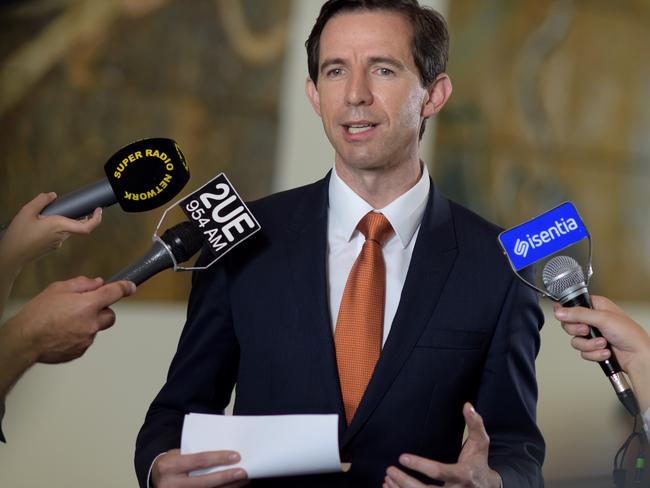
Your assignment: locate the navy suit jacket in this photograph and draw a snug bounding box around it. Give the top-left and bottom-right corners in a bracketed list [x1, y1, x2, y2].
[135, 174, 545, 487]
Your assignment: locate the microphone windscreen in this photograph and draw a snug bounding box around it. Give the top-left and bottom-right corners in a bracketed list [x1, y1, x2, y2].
[542, 255, 585, 297]
[105, 138, 190, 212]
[161, 221, 204, 264]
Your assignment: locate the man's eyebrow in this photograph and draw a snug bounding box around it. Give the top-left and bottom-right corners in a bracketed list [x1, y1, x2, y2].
[368, 56, 405, 70]
[320, 58, 346, 74]
[319, 56, 406, 74]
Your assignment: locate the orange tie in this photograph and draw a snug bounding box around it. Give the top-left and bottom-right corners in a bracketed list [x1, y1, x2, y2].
[335, 211, 394, 425]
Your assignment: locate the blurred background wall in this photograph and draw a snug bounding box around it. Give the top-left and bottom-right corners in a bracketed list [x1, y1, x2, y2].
[1, 0, 649, 487]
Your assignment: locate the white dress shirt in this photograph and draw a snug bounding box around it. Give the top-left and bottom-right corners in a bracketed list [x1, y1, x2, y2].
[327, 164, 430, 346]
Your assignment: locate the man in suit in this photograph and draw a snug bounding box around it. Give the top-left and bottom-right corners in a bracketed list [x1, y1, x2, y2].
[135, 1, 545, 487]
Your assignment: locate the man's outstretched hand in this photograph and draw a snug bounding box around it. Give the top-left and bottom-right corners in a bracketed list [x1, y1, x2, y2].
[384, 403, 501, 488]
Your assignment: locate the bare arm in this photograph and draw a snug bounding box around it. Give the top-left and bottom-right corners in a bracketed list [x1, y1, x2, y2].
[0, 277, 135, 403]
[0, 192, 102, 319]
[555, 295, 650, 414]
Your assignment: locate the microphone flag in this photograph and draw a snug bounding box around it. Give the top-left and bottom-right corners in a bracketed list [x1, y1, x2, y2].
[498, 202, 591, 297]
[499, 202, 589, 270]
[178, 173, 261, 262]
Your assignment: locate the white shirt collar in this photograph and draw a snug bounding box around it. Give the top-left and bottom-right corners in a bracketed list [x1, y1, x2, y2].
[328, 163, 430, 249]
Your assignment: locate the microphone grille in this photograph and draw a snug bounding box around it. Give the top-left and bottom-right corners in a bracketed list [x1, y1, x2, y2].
[161, 221, 204, 263]
[542, 255, 586, 297]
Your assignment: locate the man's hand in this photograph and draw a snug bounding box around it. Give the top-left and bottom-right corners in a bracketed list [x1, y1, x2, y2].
[384, 403, 501, 488]
[152, 449, 249, 488]
[0, 192, 102, 274]
[555, 295, 650, 374]
[0, 276, 135, 404]
[12, 276, 135, 364]
[555, 295, 650, 413]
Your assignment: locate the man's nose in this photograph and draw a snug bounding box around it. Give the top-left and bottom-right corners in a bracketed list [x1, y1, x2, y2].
[344, 72, 373, 106]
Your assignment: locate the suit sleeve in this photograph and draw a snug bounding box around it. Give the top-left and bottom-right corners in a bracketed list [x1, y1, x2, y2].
[477, 275, 545, 488]
[134, 249, 240, 487]
[0, 400, 6, 443]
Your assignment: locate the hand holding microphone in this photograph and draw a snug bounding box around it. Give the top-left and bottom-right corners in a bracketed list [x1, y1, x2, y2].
[554, 295, 650, 416]
[0, 192, 103, 321]
[0, 192, 101, 271]
[499, 202, 639, 416]
[541, 255, 639, 415]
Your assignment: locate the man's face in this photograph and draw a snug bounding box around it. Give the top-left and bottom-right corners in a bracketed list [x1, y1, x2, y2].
[307, 10, 436, 174]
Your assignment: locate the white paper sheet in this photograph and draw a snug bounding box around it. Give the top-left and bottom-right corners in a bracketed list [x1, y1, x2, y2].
[181, 413, 343, 479]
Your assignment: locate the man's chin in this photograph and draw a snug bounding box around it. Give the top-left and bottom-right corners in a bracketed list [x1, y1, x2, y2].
[336, 157, 388, 173]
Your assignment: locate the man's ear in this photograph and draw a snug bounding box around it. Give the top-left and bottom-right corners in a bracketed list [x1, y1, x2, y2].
[305, 77, 322, 117]
[422, 73, 453, 118]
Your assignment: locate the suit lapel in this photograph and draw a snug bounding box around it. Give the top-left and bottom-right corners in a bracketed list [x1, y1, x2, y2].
[285, 173, 347, 430]
[341, 184, 459, 447]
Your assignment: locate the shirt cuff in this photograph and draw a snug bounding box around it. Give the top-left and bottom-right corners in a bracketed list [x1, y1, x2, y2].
[0, 401, 6, 443]
[147, 452, 166, 488]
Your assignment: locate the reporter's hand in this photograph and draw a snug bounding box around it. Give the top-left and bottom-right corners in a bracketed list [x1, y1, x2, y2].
[152, 449, 249, 488]
[384, 403, 501, 488]
[555, 295, 650, 412]
[0, 192, 102, 274]
[11, 276, 135, 363]
[554, 295, 650, 375]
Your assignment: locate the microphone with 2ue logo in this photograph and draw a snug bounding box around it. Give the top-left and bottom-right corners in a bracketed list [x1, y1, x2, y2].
[109, 173, 261, 286]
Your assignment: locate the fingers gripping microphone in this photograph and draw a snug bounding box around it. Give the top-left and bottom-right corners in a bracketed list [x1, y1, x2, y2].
[109, 221, 203, 286]
[40, 138, 190, 218]
[543, 255, 639, 416]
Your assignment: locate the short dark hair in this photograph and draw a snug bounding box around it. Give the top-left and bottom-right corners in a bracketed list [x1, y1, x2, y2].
[305, 0, 449, 139]
[306, 0, 448, 87]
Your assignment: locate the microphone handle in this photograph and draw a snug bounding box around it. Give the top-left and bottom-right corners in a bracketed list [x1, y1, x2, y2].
[40, 178, 116, 218]
[563, 291, 639, 416]
[563, 292, 622, 376]
[108, 240, 175, 286]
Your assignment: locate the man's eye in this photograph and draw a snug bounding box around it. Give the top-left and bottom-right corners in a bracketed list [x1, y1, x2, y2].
[327, 68, 344, 78]
[377, 68, 394, 76]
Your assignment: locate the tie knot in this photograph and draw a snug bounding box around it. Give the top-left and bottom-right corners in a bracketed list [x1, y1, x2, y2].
[358, 212, 393, 245]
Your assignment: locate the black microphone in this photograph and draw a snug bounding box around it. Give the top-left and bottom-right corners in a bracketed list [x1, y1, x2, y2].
[40, 138, 190, 219]
[108, 221, 203, 286]
[542, 255, 639, 416]
[108, 172, 261, 286]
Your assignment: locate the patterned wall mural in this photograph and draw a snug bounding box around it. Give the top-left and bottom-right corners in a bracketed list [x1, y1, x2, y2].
[0, 0, 290, 300]
[2, 0, 650, 301]
[436, 0, 650, 300]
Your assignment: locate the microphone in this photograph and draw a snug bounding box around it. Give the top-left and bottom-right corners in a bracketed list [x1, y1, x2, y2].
[542, 255, 639, 416]
[40, 138, 190, 219]
[109, 221, 203, 286]
[108, 172, 261, 286]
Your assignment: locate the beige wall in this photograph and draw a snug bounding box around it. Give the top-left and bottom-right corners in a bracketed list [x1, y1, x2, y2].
[0, 300, 646, 486]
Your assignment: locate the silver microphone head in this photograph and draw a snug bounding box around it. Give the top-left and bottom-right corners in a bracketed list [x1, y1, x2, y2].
[542, 255, 587, 301]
